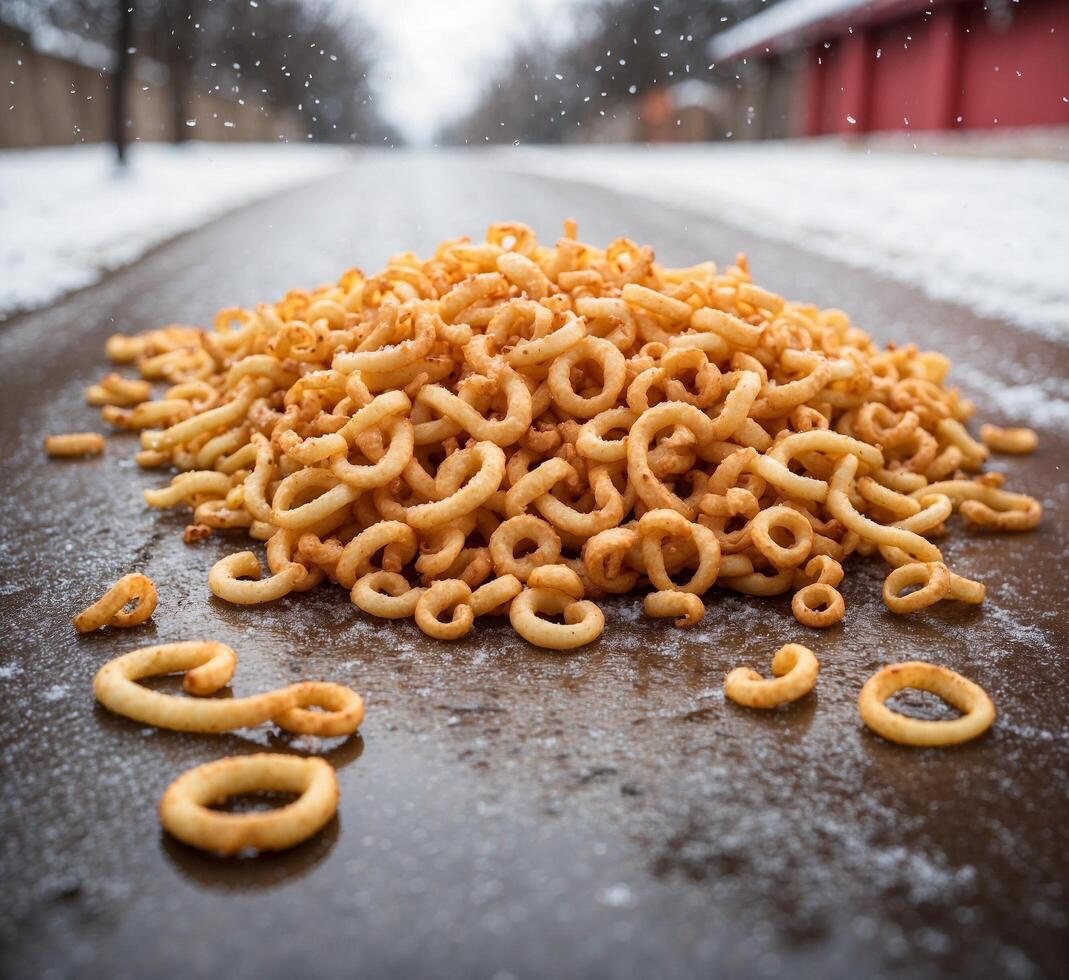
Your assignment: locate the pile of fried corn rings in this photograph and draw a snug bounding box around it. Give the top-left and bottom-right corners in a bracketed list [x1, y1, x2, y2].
[92, 221, 1041, 649]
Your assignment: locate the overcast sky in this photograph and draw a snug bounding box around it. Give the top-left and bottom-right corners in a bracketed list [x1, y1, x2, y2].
[359, 0, 576, 144]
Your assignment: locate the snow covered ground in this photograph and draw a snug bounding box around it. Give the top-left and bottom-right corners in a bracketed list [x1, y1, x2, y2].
[498, 143, 1069, 341]
[0, 142, 351, 318]
[6, 140, 1068, 342]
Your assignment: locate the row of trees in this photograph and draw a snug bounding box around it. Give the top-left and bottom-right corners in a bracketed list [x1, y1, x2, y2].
[440, 0, 766, 145]
[2, 0, 399, 145]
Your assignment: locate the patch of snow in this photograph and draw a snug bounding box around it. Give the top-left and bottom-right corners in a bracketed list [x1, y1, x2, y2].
[0, 142, 351, 319]
[950, 364, 1069, 430]
[497, 144, 1069, 341]
[597, 882, 636, 907]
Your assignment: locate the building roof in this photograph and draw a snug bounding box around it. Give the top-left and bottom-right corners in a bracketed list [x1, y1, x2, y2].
[708, 0, 936, 61]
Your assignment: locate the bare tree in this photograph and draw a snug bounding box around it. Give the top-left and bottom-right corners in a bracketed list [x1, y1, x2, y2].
[111, 0, 133, 162]
[16, 0, 399, 145]
[442, 0, 764, 145]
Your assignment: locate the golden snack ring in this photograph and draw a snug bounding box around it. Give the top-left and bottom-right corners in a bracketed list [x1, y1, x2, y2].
[509, 588, 604, 650]
[724, 643, 819, 708]
[750, 505, 815, 570]
[858, 661, 995, 747]
[159, 754, 338, 855]
[414, 579, 474, 640]
[335, 521, 418, 590]
[582, 526, 640, 594]
[489, 515, 562, 582]
[638, 508, 721, 595]
[791, 583, 845, 628]
[405, 442, 506, 530]
[93, 641, 364, 736]
[643, 590, 704, 628]
[882, 562, 951, 614]
[351, 571, 424, 619]
[74, 573, 158, 632]
[209, 551, 306, 605]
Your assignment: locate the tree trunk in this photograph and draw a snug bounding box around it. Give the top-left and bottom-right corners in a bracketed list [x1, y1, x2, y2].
[112, 0, 134, 164]
[168, 0, 196, 143]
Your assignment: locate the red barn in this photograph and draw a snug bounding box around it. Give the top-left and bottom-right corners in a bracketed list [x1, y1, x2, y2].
[708, 0, 1069, 138]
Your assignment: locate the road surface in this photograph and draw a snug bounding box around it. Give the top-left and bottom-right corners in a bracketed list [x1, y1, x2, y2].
[1, 150, 1067, 979]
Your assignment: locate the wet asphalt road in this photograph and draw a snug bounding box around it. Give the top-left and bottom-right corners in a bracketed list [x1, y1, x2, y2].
[0, 150, 1067, 979]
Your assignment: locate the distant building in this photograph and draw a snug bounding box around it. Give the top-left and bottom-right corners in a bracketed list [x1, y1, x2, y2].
[708, 0, 1069, 139]
[0, 15, 301, 148]
[583, 81, 729, 143]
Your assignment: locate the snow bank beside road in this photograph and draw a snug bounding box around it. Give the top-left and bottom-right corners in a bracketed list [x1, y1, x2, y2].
[498, 144, 1069, 339]
[0, 143, 350, 318]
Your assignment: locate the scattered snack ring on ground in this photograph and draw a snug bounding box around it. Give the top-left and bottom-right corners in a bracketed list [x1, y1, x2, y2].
[724, 643, 819, 708]
[159, 754, 338, 855]
[643, 590, 704, 628]
[792, 583, 845, 628]
[74, 573, 158, 632]
[858, 661, 995, 747]
[44, 432, 105, 457]
[979, 424, 1037, 454]
[93, 641, 365, 735]
[82, 221, 1042, 649]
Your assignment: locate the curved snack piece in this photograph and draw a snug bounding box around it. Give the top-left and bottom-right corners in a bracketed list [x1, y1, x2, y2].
[791, 583, 845, 628]
[209, 551, 307, 605]
[351, 571, 424, 619]
[527, 564, 584, 599]
[509, 588, 604, 650]
[858, 661, 995, 746]
[916, 480, 1041, 532]
[93, 641, 364, 736]
[490, 515, 562, 582]
[74, 573, 158, 632]
[44, 432, 105, 458]
[882, 562, 951, 614]
[979, 424, 1037, 455]
[724, 643, 819, 708]
[643, 590, 704, 628]
[470, 574, 523, 616]
[159, 754, 338, 855]
[414, 579, 474, 639]
[750, 505, 814, 569]
[638, 509, 721, 595]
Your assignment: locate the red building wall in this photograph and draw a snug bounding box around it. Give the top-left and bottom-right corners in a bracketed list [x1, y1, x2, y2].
[867, 9, 953, 131]
[802, 0, 1069, 135]
[956, 0, 1069, 128]
[807, 34, 874, 136]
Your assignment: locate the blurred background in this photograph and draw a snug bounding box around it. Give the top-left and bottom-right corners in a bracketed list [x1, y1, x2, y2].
[4, 0, 1067, 150]
[1, 0, 1067, 325]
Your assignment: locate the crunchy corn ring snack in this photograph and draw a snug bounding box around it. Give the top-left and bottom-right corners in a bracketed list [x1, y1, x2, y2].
[724, 644, 819, 709]
[94, 642, 364, 736]
[159, 754, 338, 855]
[858, 661, 995, 746]
[74, 573, 158, 633]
